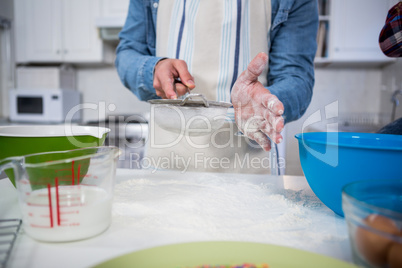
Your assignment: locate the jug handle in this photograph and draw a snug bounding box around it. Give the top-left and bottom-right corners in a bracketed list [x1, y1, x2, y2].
[0, 157, 23, 187]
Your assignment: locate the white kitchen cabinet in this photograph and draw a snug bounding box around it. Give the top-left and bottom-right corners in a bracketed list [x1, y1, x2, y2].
[24, 0, 62, 62]
[14, 0, 113, 63]
[315, 0, 395, 66]
[62, 0, 104, 62]
[99, 0, 129, 18]
[95, 0, 129, 40]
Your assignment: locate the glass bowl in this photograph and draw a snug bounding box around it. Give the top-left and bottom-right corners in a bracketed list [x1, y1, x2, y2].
[342, 180, 402, 268]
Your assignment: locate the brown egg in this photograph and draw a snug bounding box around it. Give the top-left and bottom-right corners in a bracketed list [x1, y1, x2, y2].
[355, 214, 399, 266]
[387, 242, 402, 268]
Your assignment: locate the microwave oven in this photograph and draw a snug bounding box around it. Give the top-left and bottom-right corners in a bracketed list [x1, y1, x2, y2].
[9, 88, 81, 123]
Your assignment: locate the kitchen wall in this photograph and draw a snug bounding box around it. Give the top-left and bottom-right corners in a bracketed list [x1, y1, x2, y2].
[379, 59, 402, 121]
[285, 66, 385, 175]
[285, 59, 401, 176]
[75, 65, 150, 123]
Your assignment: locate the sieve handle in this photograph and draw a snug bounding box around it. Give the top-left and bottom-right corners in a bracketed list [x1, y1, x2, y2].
[181, 93, 210, 107]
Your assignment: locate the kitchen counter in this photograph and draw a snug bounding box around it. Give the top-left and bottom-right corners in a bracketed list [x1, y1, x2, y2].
[1, 169, 353, 267]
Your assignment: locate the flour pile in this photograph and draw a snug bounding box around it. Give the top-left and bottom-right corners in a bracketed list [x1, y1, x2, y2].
[112, 173, 348, 252]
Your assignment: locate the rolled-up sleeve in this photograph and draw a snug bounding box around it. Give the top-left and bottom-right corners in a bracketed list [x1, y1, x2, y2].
[115, 0, 164, 101]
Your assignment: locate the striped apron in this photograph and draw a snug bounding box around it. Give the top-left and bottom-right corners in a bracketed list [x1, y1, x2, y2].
[145, 0, 273, 174]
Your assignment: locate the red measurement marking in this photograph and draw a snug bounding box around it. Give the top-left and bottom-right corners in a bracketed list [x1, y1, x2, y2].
[82, 175, 97, 179]
[27, 203, 49, 207]
[59, 211, 79, 215]
[25, 192, 31, 196]
[28, 213, 33, 217]
[55, 177, 61, 226]
[47, 183, 53, 228]
[30, 177, 53, 184]
[71, 160, 75, 185]
[77, 164, 81, 185]
[49, 223, 80, 227]
[30, 224, 52, 229]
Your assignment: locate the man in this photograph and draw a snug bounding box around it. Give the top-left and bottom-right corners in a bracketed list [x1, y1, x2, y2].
[116, 0, 318, 173]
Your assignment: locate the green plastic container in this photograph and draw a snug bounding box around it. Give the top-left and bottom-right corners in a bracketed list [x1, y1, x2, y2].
[0, 125, 110, 186]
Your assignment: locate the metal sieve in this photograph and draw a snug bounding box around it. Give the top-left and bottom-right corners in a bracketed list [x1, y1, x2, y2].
[148, 93, 232, 136]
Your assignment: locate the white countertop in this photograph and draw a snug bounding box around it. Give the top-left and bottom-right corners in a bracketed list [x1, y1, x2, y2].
[1, 169, 353, 268]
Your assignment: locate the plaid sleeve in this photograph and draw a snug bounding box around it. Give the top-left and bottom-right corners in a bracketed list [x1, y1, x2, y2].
[379, 1, 402, 58]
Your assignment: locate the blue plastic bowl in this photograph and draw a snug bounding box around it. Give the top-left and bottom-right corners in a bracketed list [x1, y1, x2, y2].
[295, 132, 402, 216]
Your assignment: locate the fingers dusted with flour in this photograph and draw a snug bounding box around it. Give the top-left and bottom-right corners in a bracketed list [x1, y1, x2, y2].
[231, 53, 285, 150]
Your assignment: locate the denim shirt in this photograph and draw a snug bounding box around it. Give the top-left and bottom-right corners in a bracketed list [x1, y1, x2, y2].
[116, 0, 318, 123]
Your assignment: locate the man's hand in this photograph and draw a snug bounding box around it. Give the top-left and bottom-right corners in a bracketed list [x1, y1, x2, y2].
[153, 59, 195, 99]
[231, 52, 284, 151]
